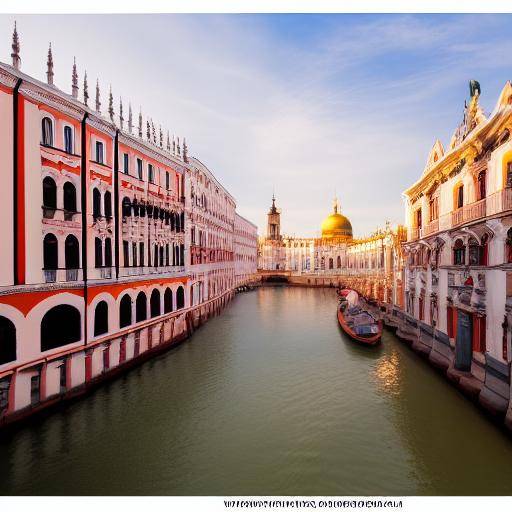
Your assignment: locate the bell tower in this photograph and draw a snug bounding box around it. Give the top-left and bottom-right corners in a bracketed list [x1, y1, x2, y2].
[267, 194, 281, 240]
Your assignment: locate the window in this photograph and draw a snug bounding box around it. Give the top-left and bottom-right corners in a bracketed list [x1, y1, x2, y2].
[41, 305, 81, 351]
[137, 158, 143, 180]
[469, 235, 488, 266]
[0, 316, 16, 365]
[119, 295, 132, 328]
[132, 242, 138, 267]
[104, 191, 112, 218]
[166, 172, 170, 190]
[506, 162, 512, 188]
[43, 233, 58, 269]
[136, 292, 147, 322]
[94, 237, 103, 268]
[41, 117, 53, 146]
[64, 125, 73, 154]
[43, 176, 57, 212]
[105, 238, 112, 267]
[148, 164, 154, 184]
[63, 182, 77, 213]
[478, 171, 486, 200]
[456, 185, 464, 209]
[123, 153, 129, 174]
[94, 301, 109, 337]
[93, 188, 102, 219]
[122, 197, 131, 217]
[95, 141, 104, 164]
[164, 288, 173, 313]
[150, 289, 161, 318]
[180, 212, 185, 232]
[429, 195, 439, 222]
[337, 256, 341, 268]
[176, 286, 185, 309]
[507, 228, 512, 263]
[139, 242, 145, 267]
[453, 239, 465, 265]
[415, 208, 422, 229]
[123, 240, 129, 267]
[65, 234, 80, 269]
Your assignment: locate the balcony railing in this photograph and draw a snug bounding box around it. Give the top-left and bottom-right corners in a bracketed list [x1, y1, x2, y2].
[422, 219, 439, 237]
[408, 227, 420, 242]
[43, 268, 83, 283]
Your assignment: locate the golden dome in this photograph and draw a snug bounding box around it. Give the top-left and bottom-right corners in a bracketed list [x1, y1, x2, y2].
[321, 198, 353, 239]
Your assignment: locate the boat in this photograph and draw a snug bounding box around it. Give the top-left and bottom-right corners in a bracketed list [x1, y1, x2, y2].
[337, 289, 382, 345]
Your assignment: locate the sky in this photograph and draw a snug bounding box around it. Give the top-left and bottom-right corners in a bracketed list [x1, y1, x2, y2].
[1, 14, 512, 237]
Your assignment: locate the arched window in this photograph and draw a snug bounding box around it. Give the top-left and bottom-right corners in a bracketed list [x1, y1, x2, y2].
[478, 171, 487, 200]
[170, 212, 176, 231]
[122, 197, 131, 217]
[180, 212, 185, 231]
[105, 238, 112, 267]
[507, 228, 512, 264]
[456, 184, 464, 209]
[132, 198, 139, 217]
[153, 206, 159, 220]
[94, 237, 103, 268]
[94, 301, 109, 337]
[150, 289, 161, 318]
[453, 239, 465, 265]
[95, 141, 104, 164]
[64, 125, 73, 154]
[119, 294, 132, 328]
[65, 234, 80, 269]
[104, 191, 112, 218]
[136, 292, 147, 322]
[337, 255, 341, 268]
[328, 258, 334, 270]
[63, 182, 77, 213]
[41, 305, 81, 351]
[41, 116, 53, 146]
[0, 316, 16, 365]
[469, 235, 488, 266]
[164, 288, 173, 313]
[176, 286, 185, 309]
[42, 176, 57, 211]
[175, 213, 180, 232]
[43, 233, 58, 269]
[93, 188, 102, 219]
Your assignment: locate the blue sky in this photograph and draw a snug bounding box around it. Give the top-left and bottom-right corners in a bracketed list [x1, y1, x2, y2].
[1, 14, 511, 237]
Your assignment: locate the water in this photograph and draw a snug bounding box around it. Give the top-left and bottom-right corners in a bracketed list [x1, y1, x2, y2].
[1, 286, 512, 495]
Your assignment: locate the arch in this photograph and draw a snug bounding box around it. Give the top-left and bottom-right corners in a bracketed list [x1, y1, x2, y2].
[93, 188, 102, 218]
[164, 288, 173, 313]
[41, 305, 81, 351]
[119, 294, 132, 328]
[41, 116, 53, 146]
[65, 234, 80, 269]
[122, 197, 132, 217]
[136, 292, 147, 322]
[43, 233, 58, 269]
[176, 286, 185, 309]
[94, 237, 103, 268]
[150, 289, 161, 318]
[104, 191, 112, 218]
[453, 238, 465, 265]
[94, 301, 109, 337]
[63, 181, 77, 213]
[0, 316, 16, 365]
[42, 176, 57, 210]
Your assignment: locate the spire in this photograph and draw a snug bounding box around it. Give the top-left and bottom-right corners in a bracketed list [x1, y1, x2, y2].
[166, 131, 171, 151]
[151, 120, 156, 144]
[11, 22, 20, 70]
[177, 137, 181, 155]
[119, 98, 124, 130]
[146, 120, 151, 141]
[71, 57, 78, 99]
[159, 125, 163, 147]
[108, 86, 114, 122]
[138, 108, 143, 138]
[172, 135, 176, 154]
[46, 43, 54, 85]
[83, 71, 89, 106]
[333, 195, 339, 214]
[182, 138, 188, 162]
[128, 103, 133, 134]
[95, 79, 101, 112]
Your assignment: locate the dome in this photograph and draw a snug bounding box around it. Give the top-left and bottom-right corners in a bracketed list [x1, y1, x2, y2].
[321, 199, 353, 240]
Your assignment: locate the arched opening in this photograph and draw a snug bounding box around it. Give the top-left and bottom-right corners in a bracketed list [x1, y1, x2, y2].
[469, 235, 488, 266]
[63, 182, 77, 214]
[454, 183, 464, 209]
[175, 213, 181, 232]
[164, 288, 173, 313]
[136, 292, 147, 322]
[150, 289, 161, 318]
[93, 188, 102, 219]
[119, 294, 132, 328]
[507, 228, 512, 263]
[104, 191, 112, 218]
[180, 212, 185, 231]
[176, 286, 185, 309]
[328, 258, 334, 270]
[95, 237, 103, 268]
[105, 238, 112, 267]
[453, 239, 465, 265]
[43, 233, 58, 269]
[94, 301, 109, 337]
[65, 234, 80, 269]
[41, 305, 81, 351]
[122, 197, 131, 217]
[64, 125, 73, 154]
[0, 316, 16, 365]
[337, 255, 341, 268]
[477, 171, 487, 200]
[41, 116, 53, 146]
[42, 177, 57, 218]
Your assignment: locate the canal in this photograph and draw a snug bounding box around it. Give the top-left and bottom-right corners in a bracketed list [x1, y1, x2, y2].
[1, 286, 512, 495]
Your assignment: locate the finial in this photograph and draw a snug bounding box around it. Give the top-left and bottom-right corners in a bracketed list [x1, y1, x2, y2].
[46, 43, 54, 85]
[108, 86, 114, 121]
[119, 98, 124, 129]
[333, 195, 339, 214]
[71, 57, 78, 99]
[177, 137, 181, 155]
[159, 125, 163, 147]
[95, 79, 101, 112]
[151, 120, 156, 144]
[182, 138, 188, 162]
[146, 120, 151, 141]
[172, 135, 176, 154]
[11, 21, 20, 70]
[138, 108, 143, 138]
[166, 131, 171, 151]
[128, 103, 133, 134]
[83, 70, 89, 106]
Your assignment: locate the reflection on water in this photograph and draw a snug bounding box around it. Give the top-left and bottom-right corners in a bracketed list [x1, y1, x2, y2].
[1, 287, 512, 496]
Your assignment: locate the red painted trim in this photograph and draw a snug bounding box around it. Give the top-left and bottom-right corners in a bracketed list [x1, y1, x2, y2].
[16, 96, 25, 284]
[0, 289, 83, 317]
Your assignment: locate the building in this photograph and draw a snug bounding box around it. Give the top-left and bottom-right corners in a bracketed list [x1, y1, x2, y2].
[402, 79, 512, 419]
[0, 25, 258, 426]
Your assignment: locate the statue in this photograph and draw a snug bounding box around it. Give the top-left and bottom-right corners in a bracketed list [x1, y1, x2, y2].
[469, 80, 481, 98]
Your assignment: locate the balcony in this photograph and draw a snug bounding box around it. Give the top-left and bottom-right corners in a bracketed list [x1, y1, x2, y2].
[452, 197, 486, 228]
[422, 219, 439, 237]
[408, 227, 420, 242]
[43, 268, 83, 284]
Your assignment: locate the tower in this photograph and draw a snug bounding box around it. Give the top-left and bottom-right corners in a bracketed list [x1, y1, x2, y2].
[267, 194, 281, 240]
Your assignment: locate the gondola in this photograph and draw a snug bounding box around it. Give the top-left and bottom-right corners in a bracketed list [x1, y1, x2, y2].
[337, 289, 382, 345]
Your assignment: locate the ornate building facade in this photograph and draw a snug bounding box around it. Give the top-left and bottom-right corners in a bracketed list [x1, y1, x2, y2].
[402, 80, 512, 420]
[0, 25, 257, 426]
